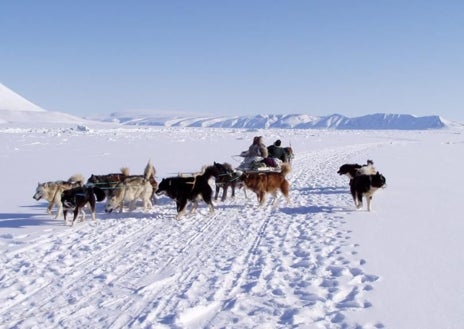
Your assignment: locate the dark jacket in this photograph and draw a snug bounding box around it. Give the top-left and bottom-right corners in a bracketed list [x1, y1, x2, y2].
[267, 144, 287, 162]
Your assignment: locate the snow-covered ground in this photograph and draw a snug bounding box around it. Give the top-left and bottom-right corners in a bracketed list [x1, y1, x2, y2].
[0, 124, 463, 329]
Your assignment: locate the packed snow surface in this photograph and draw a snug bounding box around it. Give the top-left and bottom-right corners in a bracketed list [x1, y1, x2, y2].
[0, 124, 463, 329]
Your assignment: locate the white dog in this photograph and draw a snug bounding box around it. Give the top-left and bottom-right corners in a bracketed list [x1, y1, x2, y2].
[32, 174, 84, 219]
[105, 176, 153, 213]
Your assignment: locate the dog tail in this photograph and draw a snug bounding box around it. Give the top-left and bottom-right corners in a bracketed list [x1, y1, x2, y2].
[68, 174, 85, 186]
[144, 159, 156, 180]
[280, 163, 291, 176]
[120, 167, 130, 176]
[93, 186, 107, 202]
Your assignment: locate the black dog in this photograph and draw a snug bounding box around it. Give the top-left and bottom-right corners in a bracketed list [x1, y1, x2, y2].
[87, 172, 128, 197]
[350, 172, 386, 211]
[213, 162, 242, 202]
[61, 185, 106, 225]
[337, 160, 375, 179]
[156, 165, 218, 219]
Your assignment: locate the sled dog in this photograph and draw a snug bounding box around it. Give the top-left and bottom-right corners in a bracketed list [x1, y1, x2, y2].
[240, 163, 291, 206]
[87, 168, 129, 197]
[213, 162, 242, 202]
[33, 174, 84, 219]
[61, 185, 106, 225]
[350, 172, 386, 211]
[337, 160, 376, 179]
[156, 165, 218, 220]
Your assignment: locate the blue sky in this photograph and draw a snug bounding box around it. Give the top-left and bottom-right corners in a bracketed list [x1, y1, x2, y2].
[1, 1, 463, 121]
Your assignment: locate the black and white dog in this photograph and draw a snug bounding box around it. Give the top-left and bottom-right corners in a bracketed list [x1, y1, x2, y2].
[337, 159, 376, 179]
[350, 172, 386, 211]
[156, 165, 218, 220]
[61, 185, 106, 225]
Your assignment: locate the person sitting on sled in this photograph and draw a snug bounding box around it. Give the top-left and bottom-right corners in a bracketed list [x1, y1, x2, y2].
[267, 139, 288, 164]
[238, 136, 268, 169]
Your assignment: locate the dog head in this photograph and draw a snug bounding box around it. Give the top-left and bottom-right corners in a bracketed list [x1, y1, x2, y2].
[284, 147, 294, 159]
[104, 196, 119, 213]
[87, 174, 98, 185]
[337, 164, 362, 178]
[214, 162, 234, 174]
[155, 178, 170, 196]
[104, 186, 124, 213]
[33, 183, 47, 200]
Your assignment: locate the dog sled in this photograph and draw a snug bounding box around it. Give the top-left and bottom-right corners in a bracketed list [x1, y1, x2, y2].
[234, 153, 284, 174]
[233, 144, 294, 174]
[236, 167, 282, 174]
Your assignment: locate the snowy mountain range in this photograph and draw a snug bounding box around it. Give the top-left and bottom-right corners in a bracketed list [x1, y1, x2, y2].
[0, 82, 456, 129]
[103, 112, 448, 130]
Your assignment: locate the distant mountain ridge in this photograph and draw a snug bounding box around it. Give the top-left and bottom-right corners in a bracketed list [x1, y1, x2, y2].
[0, 83, 454, 129]
[104, 112, 448, 130]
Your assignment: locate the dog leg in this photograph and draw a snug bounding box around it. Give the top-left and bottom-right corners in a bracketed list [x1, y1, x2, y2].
[189, 200, 199, 214]
[55, 202, 63, 219]
[201, 189, 215, 214]
[271, 191, 278, 206]
[47, 202, 53, 215]
[356, 191, 363, 209]
[118, 200, 124, 213]
[366, 192, 374, 211]
[143, 195, 153, 211]
[71, 208, 79, 226]
[351, 186, 361, 209]
[176, 199, 188, 220]
[89, 199, 96, 221]
[127, 199, 136, 212]
[282, 190, 290, 204]
[143, 198, 152, 211]
[258, 191, 266, 206]
[282, 181, 290, 205]
[208, 202, 214, 214]
[214, 185, 220, 201]
[151, 193, 157, 205]
[221, 185, 228, 202]
[90, 208, 96, 221]
[203, 194, 215, 214]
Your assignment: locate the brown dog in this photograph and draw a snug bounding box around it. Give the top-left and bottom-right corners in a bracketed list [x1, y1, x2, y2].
[240, 163, 291, 206]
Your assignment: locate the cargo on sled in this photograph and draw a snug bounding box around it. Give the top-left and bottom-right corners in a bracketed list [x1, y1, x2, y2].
[234, 152, 283, 174]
